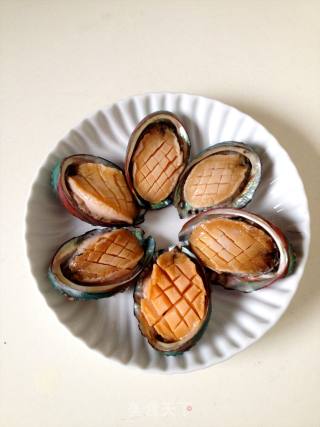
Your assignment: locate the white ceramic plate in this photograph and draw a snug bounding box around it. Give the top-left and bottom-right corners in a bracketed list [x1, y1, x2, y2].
[25, 93, 310, 373]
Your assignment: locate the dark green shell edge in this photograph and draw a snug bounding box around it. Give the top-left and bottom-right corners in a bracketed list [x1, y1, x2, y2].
[48, 270, 119, 300]
[51, 160, 61, 193]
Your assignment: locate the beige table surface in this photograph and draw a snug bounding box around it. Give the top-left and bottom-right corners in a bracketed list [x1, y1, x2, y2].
[1, 1, 320, 426]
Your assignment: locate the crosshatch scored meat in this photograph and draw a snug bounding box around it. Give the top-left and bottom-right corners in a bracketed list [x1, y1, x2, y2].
[132, 125, 184, 204]
[189, 218, 275, 275]
[67, 163, 138, 224]
[184, 153, 249, 208]
[68, 229, 144, 284]
[141, 251, 206, 342]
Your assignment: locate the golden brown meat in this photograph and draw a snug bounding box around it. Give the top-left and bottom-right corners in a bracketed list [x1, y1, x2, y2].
[141, 251, 206, 342]
[132, 125, 184, 204]
[67, 163, 138, 224]
[68, 229, 144, 284]
[183, 153, 249, 208]
[189, 218, 275, 275]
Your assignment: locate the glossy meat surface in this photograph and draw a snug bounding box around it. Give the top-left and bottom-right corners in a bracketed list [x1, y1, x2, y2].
[68, 229, 144, 284]
[184, 153, 249, 208]
[141, 251, 206, 342]
[190, 218, 275, 274]
[132, 125, 183, 204]
[68, 163, 138, 223]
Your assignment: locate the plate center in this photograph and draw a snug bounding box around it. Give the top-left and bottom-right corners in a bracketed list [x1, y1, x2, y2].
[143, 205, 187, 250]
